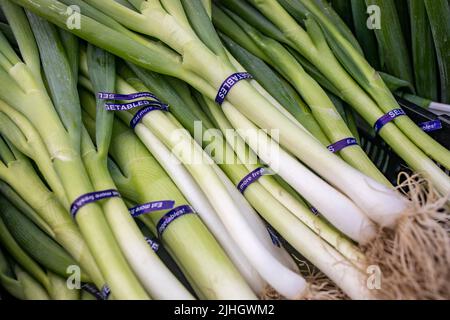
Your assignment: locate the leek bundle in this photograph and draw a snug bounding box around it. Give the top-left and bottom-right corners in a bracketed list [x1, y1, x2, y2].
[80, 84, 257, 300]
[110, 63, 370, 298]
[0, 0, 448, 300]
[0, 1, 148, 299]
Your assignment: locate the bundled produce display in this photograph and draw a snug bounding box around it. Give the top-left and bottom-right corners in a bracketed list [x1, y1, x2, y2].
[0, 0, 449, 300]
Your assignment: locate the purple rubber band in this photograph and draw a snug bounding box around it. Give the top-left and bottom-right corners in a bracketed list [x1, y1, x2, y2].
[327, 138, 358, 153]
[129, 200, 176, 217]
[101, 285, 111, 300]
[81, 284, 104, 300]
[215, 72, 253, 105]
[237, 167, 267, 194]
[145, 237, 160, 252]
[311, 207, 320, 216]
[98, 92, 160, 102]
[81, 284, 110, 300]
[374, 109, 406, 134]
[266, 226, 281, 248]
[70, 189, 121, 218]
[130, 104, 169, 129]
[105, 100, 166, 111]
[156, 205, 196, 238]
[419, 119, 442, 133]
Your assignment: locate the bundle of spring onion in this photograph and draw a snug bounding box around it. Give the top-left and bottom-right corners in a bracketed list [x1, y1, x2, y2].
[0, 0, 449, 300]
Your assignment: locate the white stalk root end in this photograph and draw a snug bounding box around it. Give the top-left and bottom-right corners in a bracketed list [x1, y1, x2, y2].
[364, 173, 450, 300]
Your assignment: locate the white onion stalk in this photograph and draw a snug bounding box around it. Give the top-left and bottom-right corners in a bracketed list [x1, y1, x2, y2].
[181, 54, 411, 229]
[221, 101, 377, 243]
[131, 111, 307, 299]
[78, 45, 192, 299]
[80, 73, 257, 299]
[226, 51, 310, 134]
[211, 150, 375, 299]
[189, 71, 411, 230]
[112, 73, 306, 298]
[210, 161, 300, 273]
[133, 123, 266, 293]
[115, 76, 299, 271]
[82, 179, 194, 300]
[93, 112, 257, 300]
[225, 100, 410, 229]
[264, 202, 375, 300]
[80, 122, 193, 300]
[205, 96, 365, 264]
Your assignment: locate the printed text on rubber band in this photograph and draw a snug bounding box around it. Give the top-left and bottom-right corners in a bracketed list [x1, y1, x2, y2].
[420, 120, 442, 133]
[237, 167, 268, 194]
[98, 91, 165, 111]
[374, 109, 406, 134]
[130, 104, 170, 129]
[215, 72, 253, 105]
[327, 138, 358, 153]
[70, 189, 121, 218]
[105, 100, 167, 111]
[98, 92, 161, 102]
[145, 237, 160, 252]
[156, 205, 196, 238]
[129, 200, 175, 217]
